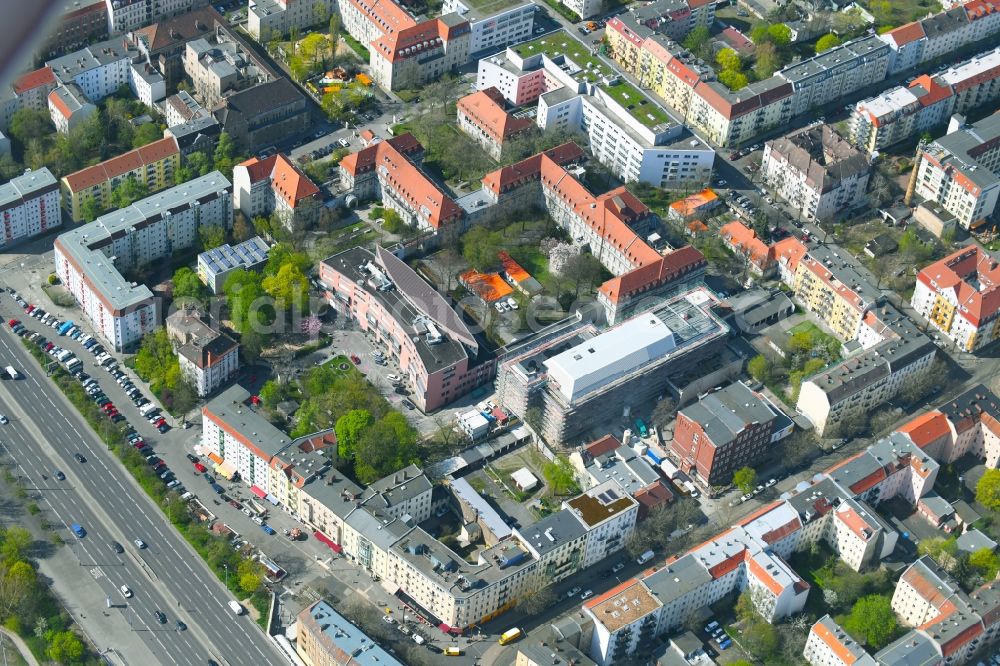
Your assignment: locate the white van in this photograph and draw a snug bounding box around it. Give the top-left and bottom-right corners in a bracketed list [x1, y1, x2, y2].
[636, 550, 654, 565]
[139, 403, 158, 416]
[228, 601, 244, 615]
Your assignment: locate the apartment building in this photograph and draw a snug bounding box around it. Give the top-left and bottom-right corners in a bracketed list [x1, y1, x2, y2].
[48, 83, 97, 133]
[441, 0, 534, 54]
[338, 133, 463, 230]
[613, 0, 715, 44]
[761, 125, 871, 223]
[719, 220, 775, 276]
[456, 87, 533, 160]
[60, 136, 180, 222]
[495, 288, 727, 447]
[670, 381, 786, 487]
[233, 153, 320, 230]
[164, 90, 207, 127]
[0, 168, 60, 248]
[478, 143, 707, 325]
[319, 246, 495, 412]
[197, 236, 270, 294]
[38, 2, 109, 61]
[213, 78, 311, 152]
[104, 0, 210, 34]
[46, 35, 166, 115]
[129, 7, 222, 89]
[515, 509, 588, 583]
[781, 36, 891, 117]
[912, 246, 1000, 352]
[53, 172, 232, 351]
[560, 0, 602, 19]
[296, 600, 404, 666]
[910, 112, 1000, 230]
[165, 308, 238, 396]
[0, 67, 59, 132]
[476, 32, 716, 188]
[803, 615, 878, 666]
[568, 435, 673, 519]
[248, 0, 336, 41]
[563, 481, 638, 568]
[880, 0, 1000, 75]
[183, 37, 268, 108]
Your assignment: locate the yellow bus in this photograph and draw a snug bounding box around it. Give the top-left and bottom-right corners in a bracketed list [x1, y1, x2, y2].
[499, 628, 522, 645]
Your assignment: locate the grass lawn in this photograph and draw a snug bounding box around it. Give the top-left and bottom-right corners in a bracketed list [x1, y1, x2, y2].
[461, 0, 524, 10]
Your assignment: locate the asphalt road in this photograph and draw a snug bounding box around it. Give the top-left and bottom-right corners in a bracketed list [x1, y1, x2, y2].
[0, 302, 282, 666]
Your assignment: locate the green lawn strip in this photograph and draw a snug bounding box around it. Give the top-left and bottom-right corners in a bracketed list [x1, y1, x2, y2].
[19, 339, 272, 630]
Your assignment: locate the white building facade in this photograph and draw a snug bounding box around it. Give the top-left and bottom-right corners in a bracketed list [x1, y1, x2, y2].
[0, 168, 61, 248]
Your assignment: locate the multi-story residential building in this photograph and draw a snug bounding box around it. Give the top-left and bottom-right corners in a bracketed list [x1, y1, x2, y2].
[670, 381, 786, 487]
[197, 236, 270, 294]
[852, 45, 1000, 155]
[104, 0, 210, 34]
[613, 0, 715, 44]
[164, 90, 208, 127]
[478, 143, 707, 324]
[213, 78, 311, 152]
[0, 167, 61, 248]
[495, 287, 728, 447]
[165, 308, 238, 396]
[319, 246, 495, 411]
[912, 245, 1000, 352]
[0, 67, 60, 132]
[53, 172, 232, 351]
[910, 112, 1000, 230]
[441, 0, 535, 54]
[563, 481, 638, 568]
[719, 220, 775, 276]
[515, 509, 588, 583]
[183, 37, 268, 108]
[369, 16, 471, 92]
[47, 83, 97, 133]
[296, 600, 404, 666]
[761, 125, 871, 223]
[129, 7, 223, 89]
[568, 434, 674, 519]
[803, 615, 878, 666]
[559, 0, 602, 19]
[476, 32, 716, 188]
[60, 136, 180, 222]
[233, 153, 320, 231]
[38, 1, 109, 61]
[456, 87, 533, 160]
[248, 0, 336, 41]
[880, 0, 1000, 75]
[789, 242, 882, 341]
[338, 133, 463, 230]
[781, 36, 891, 116]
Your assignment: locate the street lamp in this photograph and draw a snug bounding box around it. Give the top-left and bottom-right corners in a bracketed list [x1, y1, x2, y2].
[223, 563, 229, 589]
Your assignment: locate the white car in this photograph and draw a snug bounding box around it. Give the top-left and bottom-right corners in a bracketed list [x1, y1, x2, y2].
[580, 589, 594, 600]
[120, 585, 133, 598]
[386, 374, 401, 383]
[567, 586, 582, 598]
[134, 539, 146, 549]
[382, 615, 395, 625]
[506, 297, 518, 310]
[494, 301, 506, 313]
[0, 415, 7, 425]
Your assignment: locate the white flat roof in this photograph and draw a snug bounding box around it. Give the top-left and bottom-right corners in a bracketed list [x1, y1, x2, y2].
[858, 86, 918, 118]
[544, 313, 676, 403]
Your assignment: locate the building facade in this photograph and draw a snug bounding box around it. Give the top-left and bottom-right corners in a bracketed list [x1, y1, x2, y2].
[197, 236, 270, 294]
[233, 153, 320, 230]
[53, 172, 232, 351]
[0, 167, 61, 248]
[213, 78, 311, 152]
[60, 136, 180, 222]
[248, 0, 336, 41]
[456, 87, 532, 160]
[165, 309, 239, 396]
[104, 0, 210, 34]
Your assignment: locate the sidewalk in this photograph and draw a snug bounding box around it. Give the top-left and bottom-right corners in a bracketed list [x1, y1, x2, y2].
[0, 627, 39, 666]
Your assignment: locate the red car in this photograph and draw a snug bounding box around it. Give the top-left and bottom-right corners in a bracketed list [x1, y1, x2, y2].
[194, 462, 207, 473]
[7, 319, 18, 327]
[102, 403, 115, 411]
[350, 354, 361, 365]
[155, 417, 166, 427]
[25, 305, 33, 313]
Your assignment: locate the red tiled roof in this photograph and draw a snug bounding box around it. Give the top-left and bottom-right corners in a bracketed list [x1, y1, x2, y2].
[910, 74, 953, 106]
[897, 411, 952, 448]
[885, 21, 926, 46]
[811, 620, 865, 665]
[916, 246, 1000, 327]
[62, 137, 179, 192]
[457, 87, 533, 145]
[47, 89, 73, 120]
[270, 154, 320, 208]
[14, 66, 56, 94]
[720, 220, 773, 270]
[339, 133, 422, 177]
[583, 434, 621, 458]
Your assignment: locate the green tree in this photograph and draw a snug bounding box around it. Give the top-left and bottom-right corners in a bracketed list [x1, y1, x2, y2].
[682, 26, 710, 51]
[262, 262, 309, 311]
[768, 23, 792, 45]
[80, 195, 102, 222]
[214, 131, 237, 174]
[132, 123, 162, 148]
[237, 559, 263, 593]
[329, 13, 342, 39]
[715, 48, 742, 72]
[335, 409, 372, 459]
[0, 153, 21, 180]
[969, 548, 1000, 580]
[46, 630, 85, 663]
[718, 69, 748, 91]
[1, 528, 32, 563]
[747, 354, 772, 384]
[187, 150, 214, 177]
[754, 42, 781, 79]
[233, 211, 253, 242]
[733, 466, 757, 493]
[353, 413, 420, 484]
[265, 242, 312, 276]
[977, 469, 1000, 511]
[843, 595, 897, 648]
[816, 33, 842, 53]
[9, 109, 53, 145]
[171, 267, 205, 302]
[381, 208, 407, 235]
[542, 455, 579, 496]
[461, 226, 504, 271]
[224, 269, 270, 335]
[109, 176, 148, 209]
[199, 224, 227, 251]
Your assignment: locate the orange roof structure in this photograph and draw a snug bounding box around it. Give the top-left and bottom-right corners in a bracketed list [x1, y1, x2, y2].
[884, 21, 926, 46]
[13, 66, 55, 94]
[237, 153, 320, 209]
[897, 411, 952, 449]
[916, 246, 1000, 327]
[457, 87, 533, 145]
[668, 188, 719, 218]
[720, 220, 773, 271]
[686, 219, 708, 235]
[459, 269, 513, 302]
[62, 137, 179, 193]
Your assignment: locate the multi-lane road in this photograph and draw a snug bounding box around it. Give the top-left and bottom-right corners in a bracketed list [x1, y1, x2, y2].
[0, 298, 283, 666]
